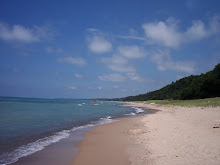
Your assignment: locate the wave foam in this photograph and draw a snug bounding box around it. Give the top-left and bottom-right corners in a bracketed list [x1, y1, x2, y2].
[98, 116, 116, 125]
[0, 124, 94, 165]
[133, 107, 145, 114]
[134, 107, 144, 113]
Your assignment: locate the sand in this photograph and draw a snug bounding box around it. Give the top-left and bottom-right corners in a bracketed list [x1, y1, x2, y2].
[72, 117, 134, 165]
[72, 103, 220, 165]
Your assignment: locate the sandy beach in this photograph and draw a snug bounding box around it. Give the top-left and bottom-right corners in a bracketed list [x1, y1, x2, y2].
[72, 102, 220, 165]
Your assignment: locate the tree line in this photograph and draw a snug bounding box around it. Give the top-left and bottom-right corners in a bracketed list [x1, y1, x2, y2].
[117, 64, 220, 101]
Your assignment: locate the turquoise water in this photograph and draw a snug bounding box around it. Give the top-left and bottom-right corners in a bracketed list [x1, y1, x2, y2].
[0, 97, 146, 165]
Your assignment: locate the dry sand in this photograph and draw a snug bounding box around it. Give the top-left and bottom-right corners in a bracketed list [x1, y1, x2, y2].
[126, 103, 220, 165]
[72, 103, 220, 165]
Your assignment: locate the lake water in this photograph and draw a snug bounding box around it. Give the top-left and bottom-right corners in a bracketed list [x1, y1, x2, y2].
[0, 97, 146, 165]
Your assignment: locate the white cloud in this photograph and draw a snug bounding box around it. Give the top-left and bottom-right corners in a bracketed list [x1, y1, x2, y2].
[184, 20, 208, 41]
[142, 16, 220, 48]
[127, 72, 143, 82]
[97, 86, 103, 90]
[118, 45, 146, 59]
[58, 57, 87, 66]
[88, 36, 112, 54]
[142, 18, 181, 48]
[0, 22, 54, 43]
[0, 22, 38, 42]
[151, 50, 196, 74]
[100, 46, 145, 81]
[113, 86, 119, 89]
[98, 73, 125, 82]
[102, 55, 127, 65]
[69, 86, 77, 90]
[120, 89, 128, 92]
[74, 73, 83, 78]
[101, 55, 136, 72]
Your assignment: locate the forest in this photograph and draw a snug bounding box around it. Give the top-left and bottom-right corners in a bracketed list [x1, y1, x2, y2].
[118, 64, 220, 101]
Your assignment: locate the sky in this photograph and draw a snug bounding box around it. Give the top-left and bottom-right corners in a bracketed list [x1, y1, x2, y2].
[0, 0, 220, 99]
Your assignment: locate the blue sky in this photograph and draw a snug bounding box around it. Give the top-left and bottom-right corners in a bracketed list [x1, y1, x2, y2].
[0, 0, 220, 98]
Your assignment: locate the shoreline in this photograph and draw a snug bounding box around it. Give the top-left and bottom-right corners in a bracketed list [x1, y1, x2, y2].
[72, 102, 220, 165]
[72, 115, 147, 165]
[7, 102, 143, 165]
[72, 103, 156, 165]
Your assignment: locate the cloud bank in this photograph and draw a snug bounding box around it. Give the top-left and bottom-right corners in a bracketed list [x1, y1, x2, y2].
[142, 16, 220, 48]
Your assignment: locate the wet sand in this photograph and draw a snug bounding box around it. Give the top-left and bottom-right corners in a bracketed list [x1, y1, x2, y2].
[72, 116, 139, 165]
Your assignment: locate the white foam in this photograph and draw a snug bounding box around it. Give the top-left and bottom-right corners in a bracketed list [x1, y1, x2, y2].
[70, 124, 94, 131]
[100, 116, 111, 120]
[94, 104, 99, 105]
[78, 104, 82, 106]
[106, 116, 112, 119]
[82, 103, 85, 104]
[0, 124, 94, 165]
[133, 107, 145, 114]
[98, 116, 116, 125]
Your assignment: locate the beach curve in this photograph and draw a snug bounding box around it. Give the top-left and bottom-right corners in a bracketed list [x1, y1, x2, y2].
[72, 102, 220, 165]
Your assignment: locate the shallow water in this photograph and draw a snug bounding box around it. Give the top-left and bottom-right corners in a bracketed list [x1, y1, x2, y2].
[0, 97, 146, 165]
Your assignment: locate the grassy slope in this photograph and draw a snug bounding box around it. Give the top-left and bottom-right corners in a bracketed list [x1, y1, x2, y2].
[139, 97, 220, 107]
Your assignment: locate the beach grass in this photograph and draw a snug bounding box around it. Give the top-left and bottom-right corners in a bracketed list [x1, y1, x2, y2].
[140, 97, 220, 107]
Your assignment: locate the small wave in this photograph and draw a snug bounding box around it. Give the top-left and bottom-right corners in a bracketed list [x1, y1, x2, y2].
[0, 124, 94, 165]
[94, 104, 99, 105]
[82, 103, 85, 104]
[132, 107, 145, 114]
[78, 104, 82, 106]
[70, 124, 94, 131]
[98, 116, 116, 125]
[100, 116, 111, 120]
